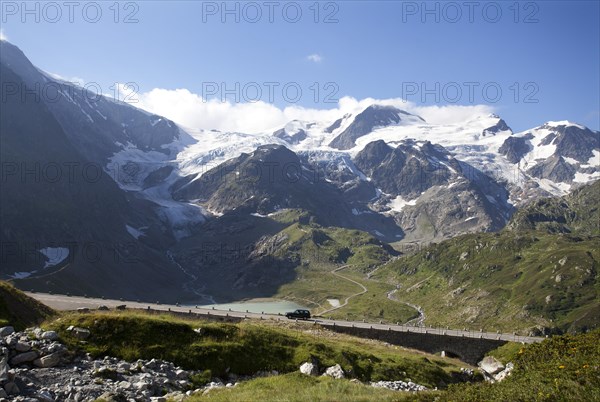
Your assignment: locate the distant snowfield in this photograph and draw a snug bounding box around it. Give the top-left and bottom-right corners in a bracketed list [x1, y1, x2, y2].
[176, 113, 522, 191]
[9, 247, 70, 279]
[388, 195, 418, 213]
[101, 100, 598, 239]
[40, 247, 70, 268]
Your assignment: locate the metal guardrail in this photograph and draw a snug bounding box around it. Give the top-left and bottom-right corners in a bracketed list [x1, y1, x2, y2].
[316, 320, 544, 344]
[26, 292, 546, 344]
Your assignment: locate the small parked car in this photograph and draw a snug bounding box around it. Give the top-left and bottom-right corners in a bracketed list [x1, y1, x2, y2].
[285, 309, 311, 320]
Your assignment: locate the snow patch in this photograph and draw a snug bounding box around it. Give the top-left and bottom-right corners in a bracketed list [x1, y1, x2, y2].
[40, 247, 69, 268]
[563, 156, 579, 165]
[545, 120, 586, 130]
[126, 225, 146, 239]
[327, 299, 341, 307]
[387, 195, 417, 212]
[9, 272, 33, 279]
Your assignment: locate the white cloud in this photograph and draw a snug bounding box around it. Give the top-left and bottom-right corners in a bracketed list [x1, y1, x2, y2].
[127, 87, 496, 133]
[0, 29, 8, 41]
[134, 88, 286, 133]
[307, 54, 323, 63]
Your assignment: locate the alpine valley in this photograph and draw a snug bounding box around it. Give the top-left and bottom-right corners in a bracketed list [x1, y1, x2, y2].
[1, 40, 598, 334]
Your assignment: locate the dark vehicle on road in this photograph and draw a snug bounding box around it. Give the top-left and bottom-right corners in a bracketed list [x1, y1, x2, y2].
[285, 309, 311, 319]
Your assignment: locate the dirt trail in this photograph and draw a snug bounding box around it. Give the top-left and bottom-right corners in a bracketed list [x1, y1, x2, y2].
[318, 265, 367, 316]
[387, 288, 425, 326]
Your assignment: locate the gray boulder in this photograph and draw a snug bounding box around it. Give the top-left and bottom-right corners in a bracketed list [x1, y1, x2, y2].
[0, 355, 8, 382]
[70, 327, 91, 340]
[40, 331, 59, 341]
[10, 350, 38, 365]
[35, 390, 55, 402]
[98, 392, 128, 402]
[15, 342, 31, 352]
[3, 381, 19, 395]
[33, 352, 61, 368]
[0, 327, 14, 337]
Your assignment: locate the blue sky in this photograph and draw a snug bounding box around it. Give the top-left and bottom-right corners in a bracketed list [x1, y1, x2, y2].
[1, 0, 599, 131]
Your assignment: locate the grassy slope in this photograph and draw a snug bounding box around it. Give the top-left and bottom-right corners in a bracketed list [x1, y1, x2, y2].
[0, 280, 55, 329]
[230, 182, 599, 331]
[508, 180, 599, 236]
[374, 181, 600, 334]
[186, 330, 600, 402]
[268, 222, 418, 323]
[435, 330, 600, 401]
[48, 311, 469, 388]
[172, 208, 416, 324]
[375, 232, 599, 334]
[188, 372, 419, 402]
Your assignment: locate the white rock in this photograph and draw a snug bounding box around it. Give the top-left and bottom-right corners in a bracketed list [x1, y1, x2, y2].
[323, 364, 345, 379]
[300, 362, 318, 376]
[133, 381, 150, 390]
[493, 362, 514, 382]
[478, 356, 505, 375]
[371, 380, 427, 392]
[117, 380, 132, 389]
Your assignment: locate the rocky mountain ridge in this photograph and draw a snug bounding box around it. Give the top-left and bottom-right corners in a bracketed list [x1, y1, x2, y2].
[1, 39, 598, 303]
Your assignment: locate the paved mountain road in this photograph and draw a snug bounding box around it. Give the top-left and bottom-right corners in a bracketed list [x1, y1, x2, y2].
[26, 292, 544, 345]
